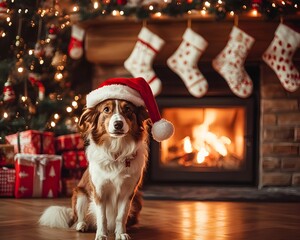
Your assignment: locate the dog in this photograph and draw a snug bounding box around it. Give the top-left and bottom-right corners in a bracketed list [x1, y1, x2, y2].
[40, 99, 150, 240]
[39, 77, 174, 240]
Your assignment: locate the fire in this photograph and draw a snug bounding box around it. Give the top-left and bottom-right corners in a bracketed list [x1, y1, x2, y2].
[182, 123, 232, 164]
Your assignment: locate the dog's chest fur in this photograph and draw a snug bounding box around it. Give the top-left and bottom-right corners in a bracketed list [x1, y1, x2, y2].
[86, 138, 148, 197]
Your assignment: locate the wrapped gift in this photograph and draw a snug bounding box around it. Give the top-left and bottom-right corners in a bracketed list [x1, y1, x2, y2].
[14, 153, 62, 198]
[0, 167, 15, 197]
[6, 130, 55, 155]
[0, 144, 15, 166]
[56, 133, 84, 152]
[62, 150, 88, 169]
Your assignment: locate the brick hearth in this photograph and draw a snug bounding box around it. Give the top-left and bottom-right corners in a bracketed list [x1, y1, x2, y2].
[260, 65, 300, 187]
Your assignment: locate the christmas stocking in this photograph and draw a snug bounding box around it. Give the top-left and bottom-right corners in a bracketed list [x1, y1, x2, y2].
[68, 25, 85, 60]
[262, 23, 300, 92]
[124, 27, 165, 96]
[212, 26, 255, 98]
[167, 28, 208, 98]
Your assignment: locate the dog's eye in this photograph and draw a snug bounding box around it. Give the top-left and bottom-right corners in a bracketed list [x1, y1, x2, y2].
[103, 106, 110, 113]
[124, 106, 132, 114]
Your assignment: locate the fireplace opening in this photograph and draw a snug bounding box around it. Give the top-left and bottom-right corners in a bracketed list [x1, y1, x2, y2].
[149, 97, 257, 184]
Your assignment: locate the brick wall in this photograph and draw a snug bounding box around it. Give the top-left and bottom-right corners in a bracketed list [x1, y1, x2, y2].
[259, 64, 300, 187]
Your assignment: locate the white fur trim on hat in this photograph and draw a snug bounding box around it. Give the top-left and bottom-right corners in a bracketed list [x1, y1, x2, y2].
[151, 118, 174, 142]
[86, 84, 145, 108]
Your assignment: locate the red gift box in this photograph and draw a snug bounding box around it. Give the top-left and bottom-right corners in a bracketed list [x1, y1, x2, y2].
[0, 167, 15, 197]
[0, 144, 15, 166]
[62, 150, 88, 169]
[6, 130, 55, 155]
[14, 153, 62, 198]
[56, 133, 84, 152]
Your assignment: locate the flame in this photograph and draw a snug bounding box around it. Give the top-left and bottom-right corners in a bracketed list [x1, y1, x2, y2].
[183, 137, 193, 153]
[196, 148, 209, 164]
[183, 121, 232, 164]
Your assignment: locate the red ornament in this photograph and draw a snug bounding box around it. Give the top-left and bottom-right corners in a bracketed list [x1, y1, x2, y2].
[3, 80, 16, 102]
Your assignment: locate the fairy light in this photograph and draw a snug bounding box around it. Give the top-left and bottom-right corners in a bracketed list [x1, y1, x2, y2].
[250, 9, 258, 17]
[72, 5, 79, 12]
[28, 49, 34, 55]
[153, 12, 162, 18]
[72, 100, 78, 108]
[204, 1, 211, 8]
[294, 4, 298, 8]
[272, 2, 276, 7]
[281, 1, 285, 5]
[74, 95, 80, 101]
[6, 17, 10, 22]
[1, 32, 6, 37]
[120, 11, 124, 16]
[66, 106, 73, 113]
[50, 121, 56, 127]
[149, 5, 154, 11]
[39, 59, 44, 65]
[74, 117, 79, 123]
[201, 9, 207, 15]
[17, 66, 24, 73]
[54, 72, 63, 81]
[93, 1, 99, 9]
[229, 11, 234, 16]
[218, 0, 222, 4]
[54, 113, 60, 120]
[3, 112, 8, 119]
[112, 10, 119, 16]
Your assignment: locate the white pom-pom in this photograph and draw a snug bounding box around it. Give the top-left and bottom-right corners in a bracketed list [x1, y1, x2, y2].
[69, 48, 83, 60]
[151, 119, 174, 142]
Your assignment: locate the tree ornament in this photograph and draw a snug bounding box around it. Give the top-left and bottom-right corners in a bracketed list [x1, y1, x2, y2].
[48, 24, 59, 40]
[167, 28, 208, 98]
[212, 26, 255, 98]
[34, 41, 45, 58]
[124, 27, 165, 96]
[262, 23, 300, 92]
[28, 72, 45, 100]
[0, 0, 8, 17]
[68, 25, 85, 60]
[3, 79, 16, 102]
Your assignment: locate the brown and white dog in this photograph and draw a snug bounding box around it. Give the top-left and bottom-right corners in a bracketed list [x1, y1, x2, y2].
[39, 77, 174, 240]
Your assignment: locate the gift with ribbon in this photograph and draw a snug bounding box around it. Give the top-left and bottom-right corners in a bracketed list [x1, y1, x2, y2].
[6, 130, 55, 155]
[14, 153, 62, 198]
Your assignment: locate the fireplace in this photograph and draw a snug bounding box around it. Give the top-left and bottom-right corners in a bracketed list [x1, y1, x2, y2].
[150, 97, 256, 184]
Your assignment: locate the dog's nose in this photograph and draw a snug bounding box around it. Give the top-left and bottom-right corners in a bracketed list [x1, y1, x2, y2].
[114, 121, 123, 130]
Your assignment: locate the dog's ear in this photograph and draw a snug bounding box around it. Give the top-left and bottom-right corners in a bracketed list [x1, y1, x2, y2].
[78, 107, 95, 134]
[137, 106, 150, 128]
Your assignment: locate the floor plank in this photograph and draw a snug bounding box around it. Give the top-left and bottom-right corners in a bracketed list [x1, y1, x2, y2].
[0, 198, 300, 240]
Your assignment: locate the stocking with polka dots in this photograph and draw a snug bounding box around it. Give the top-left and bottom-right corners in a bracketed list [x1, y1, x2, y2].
[167, 28, 208, 98]
[212, 26, 255, 98]
[262, 23, 300, 92]
[124, 27, 165, 96]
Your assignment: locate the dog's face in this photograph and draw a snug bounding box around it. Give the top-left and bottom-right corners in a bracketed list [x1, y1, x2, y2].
[79, 99, 149, 144]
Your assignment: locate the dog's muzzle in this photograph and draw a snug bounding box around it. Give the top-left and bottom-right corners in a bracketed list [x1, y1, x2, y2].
[108, 113, 129, 137]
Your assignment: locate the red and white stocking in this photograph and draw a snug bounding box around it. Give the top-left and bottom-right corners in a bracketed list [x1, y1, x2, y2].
[167, 28, 208, 98]
[212, 26, 255, 98]
[262, 23, 300, 92]
[124, 27, 165, 96]
[68, 25, 85, 60]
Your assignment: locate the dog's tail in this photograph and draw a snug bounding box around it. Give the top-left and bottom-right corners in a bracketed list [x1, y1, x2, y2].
[39, 206, 73, 229]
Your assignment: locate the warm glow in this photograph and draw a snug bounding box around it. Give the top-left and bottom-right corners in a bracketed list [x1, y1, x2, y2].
[54, 113, 60, 120]
[183, 137, 193, 154]
[250, 9, 258, 17]
[17, 67, 24, 73]
[72, 101, 78, 108]
[229, 11, 234, 16]
[3, 112, 8, 118]
[196, 148, 209, 164]
[50, 121, 56, 127]
[66, 106, 72, 113]
[93, 2, 99, 9]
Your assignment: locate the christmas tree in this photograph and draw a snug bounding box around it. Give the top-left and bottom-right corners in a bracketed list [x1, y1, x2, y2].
[0, 0, 89, 143]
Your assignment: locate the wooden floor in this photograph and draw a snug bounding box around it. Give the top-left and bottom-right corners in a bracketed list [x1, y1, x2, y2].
[1, 198, 300, 240]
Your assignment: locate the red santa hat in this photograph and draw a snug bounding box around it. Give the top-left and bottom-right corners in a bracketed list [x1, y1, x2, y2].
[86, 77, 174, 142]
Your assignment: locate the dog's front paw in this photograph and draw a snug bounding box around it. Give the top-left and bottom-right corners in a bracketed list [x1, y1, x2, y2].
[95, 235, 108, 240]
[76, 221, 88, 232]
[115, 233, 131, 240]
